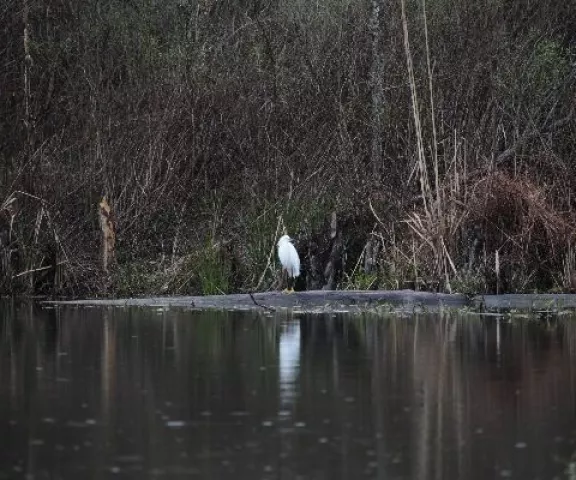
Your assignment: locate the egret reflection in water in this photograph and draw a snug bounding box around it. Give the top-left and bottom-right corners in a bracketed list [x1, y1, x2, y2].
[278, 321, 301, 408]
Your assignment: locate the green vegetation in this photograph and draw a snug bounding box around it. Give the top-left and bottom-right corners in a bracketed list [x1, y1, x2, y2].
[1, 0, 575, 296]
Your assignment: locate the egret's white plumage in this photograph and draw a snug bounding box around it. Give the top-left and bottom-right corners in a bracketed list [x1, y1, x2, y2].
[277, 235, 300, 292]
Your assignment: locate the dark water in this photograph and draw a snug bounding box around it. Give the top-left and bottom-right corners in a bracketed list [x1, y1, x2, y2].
[1, 304, 576, 479]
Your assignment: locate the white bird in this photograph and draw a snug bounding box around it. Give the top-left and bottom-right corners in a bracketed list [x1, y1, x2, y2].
[277, 234, 300, 293]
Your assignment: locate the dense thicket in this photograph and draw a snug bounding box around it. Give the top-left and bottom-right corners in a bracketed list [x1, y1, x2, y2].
[1, 0, 575, 296]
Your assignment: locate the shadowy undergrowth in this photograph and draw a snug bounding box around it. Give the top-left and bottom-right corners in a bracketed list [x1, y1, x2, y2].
[1, 0, 575, 296]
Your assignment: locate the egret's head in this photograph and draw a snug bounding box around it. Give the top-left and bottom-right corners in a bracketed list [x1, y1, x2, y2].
[277, 234, 292, 246]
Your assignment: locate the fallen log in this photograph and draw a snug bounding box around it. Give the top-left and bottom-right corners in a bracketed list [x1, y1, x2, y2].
[47, 289, 466, 312]
[45, 290, 576, 313]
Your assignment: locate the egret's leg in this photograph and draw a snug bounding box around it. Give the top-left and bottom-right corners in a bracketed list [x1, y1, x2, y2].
[282, 271, 296, 294]
[282, 269, 290, 293]
[286, 275, 295, 294]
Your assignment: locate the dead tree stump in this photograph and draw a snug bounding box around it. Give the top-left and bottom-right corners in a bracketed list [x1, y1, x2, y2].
[98, 196, 116, 275]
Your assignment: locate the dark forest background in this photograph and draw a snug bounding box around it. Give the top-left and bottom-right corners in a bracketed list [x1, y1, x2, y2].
[1, 0, 575, 296]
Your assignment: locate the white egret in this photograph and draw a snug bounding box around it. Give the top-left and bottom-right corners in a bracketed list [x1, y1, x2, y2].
[277, 234, 300, 293]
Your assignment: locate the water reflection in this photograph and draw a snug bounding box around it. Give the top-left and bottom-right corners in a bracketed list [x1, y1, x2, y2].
[278, 321, 300, 409]
[0, 303, 575, 479]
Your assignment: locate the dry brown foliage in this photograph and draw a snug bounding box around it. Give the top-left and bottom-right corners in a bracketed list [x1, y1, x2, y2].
[399, 169, 576, 293]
